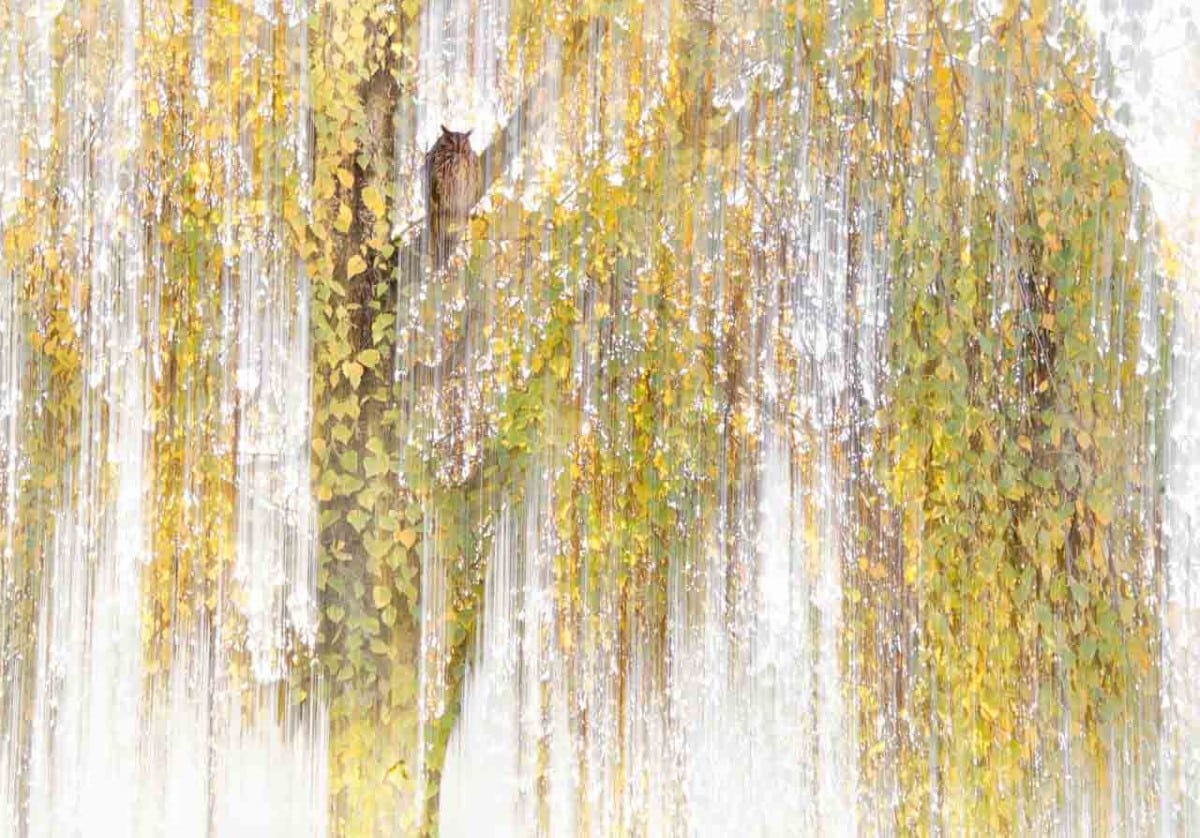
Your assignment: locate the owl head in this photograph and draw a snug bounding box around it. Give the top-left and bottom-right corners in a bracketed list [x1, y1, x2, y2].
[439, 125, 473, 153]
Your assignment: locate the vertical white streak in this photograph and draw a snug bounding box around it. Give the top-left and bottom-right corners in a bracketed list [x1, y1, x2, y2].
[233, 244, 318, 683]
[26, 1, 146, 832]
[1162, 291, 1200, 833]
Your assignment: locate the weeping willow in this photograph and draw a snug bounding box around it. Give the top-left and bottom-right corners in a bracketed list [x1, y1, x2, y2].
[0, 0, 1193, 835]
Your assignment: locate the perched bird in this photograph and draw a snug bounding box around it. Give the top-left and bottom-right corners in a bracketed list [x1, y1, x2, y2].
[424, 125, 483, 267]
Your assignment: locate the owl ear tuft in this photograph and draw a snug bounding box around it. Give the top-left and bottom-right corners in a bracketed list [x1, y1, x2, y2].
[440, 124, 451, 135]
[465, 129, 473, 137]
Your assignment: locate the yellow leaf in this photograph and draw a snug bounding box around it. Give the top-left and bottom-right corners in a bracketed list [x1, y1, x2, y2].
[1089, 489, 1114, 526]
[1076, 430, 1092, 451]
[397, 528, 418, 549]
[550, 354, 570, 379]
[335, 203, 353, 233]
[980, 425, 997, 453]
[357, 348, 381, 368]
[362, 185, 386, 218]
[347, 255, 367, 278]
[372, 585, 392, 609]
[342, 361, 363, 389]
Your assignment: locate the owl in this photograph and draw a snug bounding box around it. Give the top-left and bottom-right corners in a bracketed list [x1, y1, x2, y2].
[424, 125, 483, 266]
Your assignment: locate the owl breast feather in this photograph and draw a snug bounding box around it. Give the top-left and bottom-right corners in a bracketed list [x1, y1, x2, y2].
[430, 151, 482, 222]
